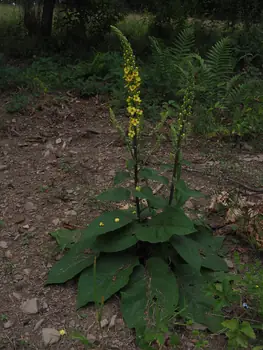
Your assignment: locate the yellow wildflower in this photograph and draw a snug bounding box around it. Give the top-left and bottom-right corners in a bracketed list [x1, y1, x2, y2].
[114, 218, 120, 223]
[59, 329, 66, 336]
[256, 285, 259, 288]
[135, 186, 141, 191]
[99, 222, 104, 227]
[127, 106, 136, 116]
[132, 210, 136, 214]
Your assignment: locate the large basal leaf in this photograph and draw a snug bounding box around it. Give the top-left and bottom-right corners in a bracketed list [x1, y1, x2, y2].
[77, 253, 139, 309]
[121, 258, 179, 333]
[139, 167, 169, 185]
[133, 187, 167, 209]
[135, 207, 196, 243]
[82, 210, 134, 239]
[114, 171, 131, 185]
[171, 236, 202, 271]
[175, 179, 204, 206]
[49, 228, 82, 250]
[176, 264, 224, 332]
[46, 237, 98, 285]
[92, 223, 138, 253]
[97, 187, 131, 202]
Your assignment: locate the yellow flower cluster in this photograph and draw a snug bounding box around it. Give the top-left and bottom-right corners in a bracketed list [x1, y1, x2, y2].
[111, 26, 143, 140]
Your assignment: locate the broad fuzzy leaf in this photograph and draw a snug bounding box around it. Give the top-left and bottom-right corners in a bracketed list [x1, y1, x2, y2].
[46, 237, 98, 284]
[50, 229, 82, 250]
[97, 187, 131, 202]
[83, 210, 134, 239]
[114, 171, 131, 185]
[92, 223, 138, 252]
[77, 253, 139, 308]
[121, 258, 179, 332]
[171, 236, 202, 271]
[135, 207, 196, 243]
[139, 167, 169, 185]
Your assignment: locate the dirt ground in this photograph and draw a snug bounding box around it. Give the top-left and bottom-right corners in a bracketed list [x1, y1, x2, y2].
[0, 94, 263, 350]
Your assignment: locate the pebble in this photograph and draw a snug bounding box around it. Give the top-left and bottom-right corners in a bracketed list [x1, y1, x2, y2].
[0, 164, 9, 171]
[109, 314, 117, 329]
[225, 258, 234, 269]
[42, 301, 48, 310]
[12, 292, 22, 300]
[0, 241, 8, 249]
[21, 298, 39, 314]
[65, 210, 77, 216]
[5, 250, 12, 258]
[86, 334, 96, 344]
[23, 268, 31, 276]
[42, 328, 60, 346]
[23, 224, 30, 229]
[56, 138, 62, 145]
[4, 320, 14, 329]
[52, 218, 60, 226]
[14, 215, 25, 224]
[100, 319, 109, 328]
[25, 201, 37, 211]
[69, 320, 75, 328]
[34, 318, 45, 331]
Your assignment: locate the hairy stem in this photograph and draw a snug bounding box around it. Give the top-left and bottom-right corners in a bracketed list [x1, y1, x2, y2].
[133, 130, 141, 221]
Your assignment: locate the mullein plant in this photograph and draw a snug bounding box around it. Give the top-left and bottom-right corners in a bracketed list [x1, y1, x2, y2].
[47, 27, 229, 349]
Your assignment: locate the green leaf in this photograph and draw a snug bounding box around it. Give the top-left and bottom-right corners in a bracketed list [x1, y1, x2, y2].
[114, 171, 131, 185]
[139, 167, 169, 185]
[83, 210, 134, 238]
[97, 187, 131, 202]
[50, 229, 82, 250]
[201, 253, 228, 272]
[92, 223, 138, 252]
[253, 346, 263, 350]
[175, 179, 204, 206]
[222, 319, 239, 331]
[171, 236, 202, 271]
[136, 207, 196, 243]
[71, 332, 92, 346]
[46, 237, 98, 284]
[126, 159, 135, 170]
[121, 258, 179, 332]
[77, 253, 139, 308]
[0, 220, 4, 227]
[133, 187, 167, 209]
[240, 321, 256, 339]
[177, 264, 224, 332]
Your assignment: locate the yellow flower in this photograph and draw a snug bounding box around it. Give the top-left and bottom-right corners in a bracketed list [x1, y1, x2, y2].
[99, 222, 104, 227]
[256, 285, 259, 288]
[59, 329, 66, 336]
[129, 85, 137, 92]
[114, 218, 120, 223]
[127, 106, 136, 116]
[136, 186, 141, 191]
[132, 210, 136, 214]
[133, 95, 141, 103]
[136, 109, 143, 116]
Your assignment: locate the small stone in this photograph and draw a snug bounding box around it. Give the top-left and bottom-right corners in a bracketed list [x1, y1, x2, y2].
[0, 241, 8, 249]
[47, 263, 52, 268]
[5, 250, 12, 258]
[115, 318, 125, 331]
[14, 215, 25, 224]
[42, 301, 48, 310]
[21, 298, 39, 314]
[225, 258, 234, 269]
[0, 164, 9, 171]
[66, 189, 74, 194]
[100, 319, 109, 328]
[65, 210, 77, 216]
[23, 268, 31, 276]
[242, 142, 253, 151]
[188, 323, 208, 331]
[42, 328, 60, 346]
[56, 138, 62, 145]
[14, 274, 23, 281]
[69, 320, 75, 328]
[52, 218, 60, 226]
[23, 224, 29, 229]
[12, 292, 22, 300]
[4, 320, 14, 329]
[25, 201, 36, 211]
[109, 314, 117, 329]
[34, 318, 45, 331]
[86, 334, 96, 344]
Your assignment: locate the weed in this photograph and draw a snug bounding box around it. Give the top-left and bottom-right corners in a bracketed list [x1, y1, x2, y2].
[0, 314, 8, 322]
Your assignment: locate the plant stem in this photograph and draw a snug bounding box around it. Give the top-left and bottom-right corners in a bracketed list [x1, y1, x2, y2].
[168, 131, 183, 206]
[133, 130, 141, 221]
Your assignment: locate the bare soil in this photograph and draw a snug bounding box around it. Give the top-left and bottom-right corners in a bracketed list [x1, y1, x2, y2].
[0, 94, 262, 350]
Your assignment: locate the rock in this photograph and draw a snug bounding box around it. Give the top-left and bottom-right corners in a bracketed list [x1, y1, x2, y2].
[69, 320, 75, 328]
[25, 202, 37, 211]
[42, 328, 60, 346]
[115, 318, 125, 331]
[0, 241, 8, 249]
[56, 138, 62, 145]
[21, 298, 39, 314]
[34, 318, 45, 331]
[65, 210, 77, 216]
[42, 301, 48, 310]
[188, 323, 208, 331]
[225, 258, 234, 269]
[52, 218, 60, 226]
[14, 274, 23, 281]
[4, 320, 14, 329]
[86, 334, 96, 344]
[109, 315, 117, 329]
[14, 215, 25, 224]
[5, 250, 12, 258]
[23, 268, 31, 276]
[12, 292, 22, 300]
[100, 319, 109, 328]
[23, 224, 29, 229]
[242, 142, 253, 151]
[0, 164, 9, 171]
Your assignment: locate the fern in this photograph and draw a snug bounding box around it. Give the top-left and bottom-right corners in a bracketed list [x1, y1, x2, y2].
[169, 28, 195, 65]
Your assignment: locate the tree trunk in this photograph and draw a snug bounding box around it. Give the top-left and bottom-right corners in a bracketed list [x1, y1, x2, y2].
[41, 0, 56, 37]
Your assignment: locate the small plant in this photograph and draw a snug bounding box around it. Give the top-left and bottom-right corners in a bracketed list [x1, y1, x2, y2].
[1, 314, 8, 322]
[47, 27, 229, 346]
[222, 318, 256, 349]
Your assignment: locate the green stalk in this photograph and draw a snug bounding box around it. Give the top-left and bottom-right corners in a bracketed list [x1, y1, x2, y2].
[133, 129, 141, 221]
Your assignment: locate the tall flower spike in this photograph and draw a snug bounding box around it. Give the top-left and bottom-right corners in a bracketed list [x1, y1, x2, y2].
[111, 26, 143, 140]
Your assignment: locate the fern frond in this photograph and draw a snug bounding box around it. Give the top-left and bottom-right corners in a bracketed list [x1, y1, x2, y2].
[170, 28, 195, 64]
